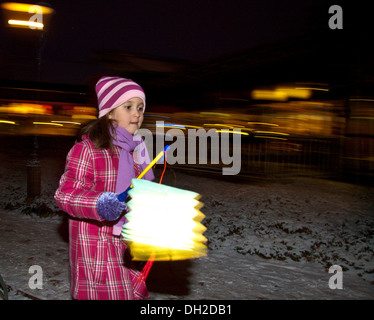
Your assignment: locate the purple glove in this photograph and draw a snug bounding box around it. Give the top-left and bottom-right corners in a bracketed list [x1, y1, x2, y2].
[97, 192, 127, 221]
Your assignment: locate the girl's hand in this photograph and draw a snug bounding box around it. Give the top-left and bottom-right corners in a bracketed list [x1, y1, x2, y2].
[97, 192, 127, 221]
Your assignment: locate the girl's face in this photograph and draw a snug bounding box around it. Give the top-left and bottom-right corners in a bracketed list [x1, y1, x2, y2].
[109, 97, 144, 134]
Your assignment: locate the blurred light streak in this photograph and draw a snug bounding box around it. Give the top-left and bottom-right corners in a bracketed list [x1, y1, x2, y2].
[251, 89, 287, 101]
[238, 128, 254, 132]
[295, 87, 329, 92]
[251, 87, 312, 101]
[254, 135, 288, 140]
[33, 122, 63, 126]
[0, 98, 100, 136]
[8, 19, 43, 29]
[203, 123, 245, 129]
[0, 120, 16, 124]
[0, 103, 52, 115]
[254, 131, 289, 136]
[183, 124, 204, 129]
[215, 129, 249, 135]
[51, 120, 81, 125]
[248, 122, 279, 127]
[282, 87, 311, 99]
[71, 115, 96, 120]
[59, 105, 97, 117]
[156, 123, 186, 129]
[200, 112, 230, 117]
[155, 123, 204, 130]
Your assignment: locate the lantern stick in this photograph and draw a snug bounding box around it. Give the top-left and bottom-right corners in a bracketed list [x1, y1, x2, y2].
[134, 145, 170, 182]
[118, 145, 170, 202]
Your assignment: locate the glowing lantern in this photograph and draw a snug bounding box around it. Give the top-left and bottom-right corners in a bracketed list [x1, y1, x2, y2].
[121, 178, 207, 261]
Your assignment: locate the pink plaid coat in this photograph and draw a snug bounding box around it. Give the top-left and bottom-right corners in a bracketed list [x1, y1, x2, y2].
[54, 137, 148, 300]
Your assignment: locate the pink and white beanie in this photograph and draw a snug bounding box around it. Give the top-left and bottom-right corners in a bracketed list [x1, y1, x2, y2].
[95, 76, 146, 118]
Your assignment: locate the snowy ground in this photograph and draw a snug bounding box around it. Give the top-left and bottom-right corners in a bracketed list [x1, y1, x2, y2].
[0, 136, 373, 300]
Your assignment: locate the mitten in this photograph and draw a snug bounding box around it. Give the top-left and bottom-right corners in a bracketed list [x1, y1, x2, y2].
[97, 192, 127, 221]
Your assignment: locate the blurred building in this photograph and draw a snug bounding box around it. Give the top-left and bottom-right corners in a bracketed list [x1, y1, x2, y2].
[0, 20, 372, 180]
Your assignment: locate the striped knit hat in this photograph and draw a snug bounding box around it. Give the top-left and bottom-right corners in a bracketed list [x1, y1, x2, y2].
[95, 76, 146, 118]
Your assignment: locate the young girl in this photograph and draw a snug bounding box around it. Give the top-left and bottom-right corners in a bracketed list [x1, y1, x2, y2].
[55, 76, 154, 300]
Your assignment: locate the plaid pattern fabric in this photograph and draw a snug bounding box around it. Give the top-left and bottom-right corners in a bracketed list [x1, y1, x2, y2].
[55, 138, 149, 300]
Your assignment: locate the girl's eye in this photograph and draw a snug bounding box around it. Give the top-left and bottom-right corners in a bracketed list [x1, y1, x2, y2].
[137, 107, 144, 112]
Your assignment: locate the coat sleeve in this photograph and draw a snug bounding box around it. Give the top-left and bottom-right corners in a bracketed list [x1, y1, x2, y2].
[54, 142, 104, 221]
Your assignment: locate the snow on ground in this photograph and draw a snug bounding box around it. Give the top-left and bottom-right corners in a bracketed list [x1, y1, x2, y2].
[0, 137, 373, 300]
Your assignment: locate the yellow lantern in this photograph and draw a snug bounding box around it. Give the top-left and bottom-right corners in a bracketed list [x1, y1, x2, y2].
[121, 178, 207, 261]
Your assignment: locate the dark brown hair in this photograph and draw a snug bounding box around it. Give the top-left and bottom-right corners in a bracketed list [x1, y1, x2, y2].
[80, 114, 116, 152]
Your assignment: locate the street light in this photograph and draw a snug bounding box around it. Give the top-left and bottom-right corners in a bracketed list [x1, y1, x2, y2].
[1, 2, 54, 202]
[1, 1, 55, 82]
[1, 2, 54, 31]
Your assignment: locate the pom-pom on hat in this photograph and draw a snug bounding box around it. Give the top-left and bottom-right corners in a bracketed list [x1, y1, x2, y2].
[95, 76, 146, 118]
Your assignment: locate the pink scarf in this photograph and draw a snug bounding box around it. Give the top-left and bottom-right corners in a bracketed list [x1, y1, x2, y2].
[112, 126, 154, 235]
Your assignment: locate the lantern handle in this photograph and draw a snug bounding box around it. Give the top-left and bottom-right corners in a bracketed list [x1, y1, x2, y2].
[118, 145, 170, 202]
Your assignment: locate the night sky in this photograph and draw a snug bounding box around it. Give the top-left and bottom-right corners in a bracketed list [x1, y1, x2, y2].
[0, 0, 369, 86]
[43, 0, 322, 61]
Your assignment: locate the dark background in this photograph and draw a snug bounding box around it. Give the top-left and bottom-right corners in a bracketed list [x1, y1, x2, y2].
[0, 0, 371, 101]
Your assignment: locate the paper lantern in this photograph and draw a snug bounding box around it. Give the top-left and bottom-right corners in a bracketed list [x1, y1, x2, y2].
[121, 178, 207, 261]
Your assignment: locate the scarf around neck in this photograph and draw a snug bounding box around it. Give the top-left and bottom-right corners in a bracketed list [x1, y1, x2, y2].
[111, 125, 154, 236]
[112, 125, 154, 194]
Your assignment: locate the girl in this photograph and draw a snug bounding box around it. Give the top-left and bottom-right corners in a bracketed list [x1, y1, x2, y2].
[55, 76, 154, 300]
